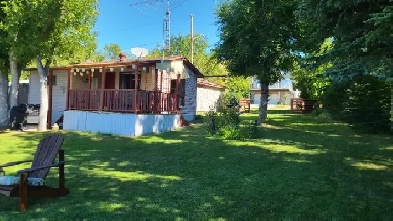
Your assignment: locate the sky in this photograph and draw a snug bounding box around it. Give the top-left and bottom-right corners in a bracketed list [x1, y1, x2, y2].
[93, 0, 222, 55]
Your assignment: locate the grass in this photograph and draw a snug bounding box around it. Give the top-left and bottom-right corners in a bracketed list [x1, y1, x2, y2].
[0, 110, 392, 219]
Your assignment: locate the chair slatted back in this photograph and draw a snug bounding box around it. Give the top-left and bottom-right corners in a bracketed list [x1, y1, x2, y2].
[30, 134, 64, 179]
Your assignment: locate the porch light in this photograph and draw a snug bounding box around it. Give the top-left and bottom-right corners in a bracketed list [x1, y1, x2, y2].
[120, 67, 124, 72]
[109, 68, 114, 72]
[91, 68, 94, 72]
[132, 64, 136, 69]
[99, 68, 102, 72]
[142, 67, 146, 71]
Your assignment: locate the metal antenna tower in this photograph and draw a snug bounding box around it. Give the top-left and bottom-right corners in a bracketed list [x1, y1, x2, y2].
[163, 0, 170, 51]
[130, 0, 187, 54]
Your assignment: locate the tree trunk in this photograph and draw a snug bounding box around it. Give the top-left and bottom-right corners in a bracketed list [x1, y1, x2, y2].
[258, 83, 269, 125]
[36, 56, 49, 131]
[0, 71, 9, 127]
[9, 50, 21, 108]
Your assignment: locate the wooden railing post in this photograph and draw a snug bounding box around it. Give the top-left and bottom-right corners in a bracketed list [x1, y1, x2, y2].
[133, 64, 139, 113]
[176, 74, 181, 113]
[66, 68, 71, 110]
[99, 66, 106, 110]
[154, 68, 158, 113]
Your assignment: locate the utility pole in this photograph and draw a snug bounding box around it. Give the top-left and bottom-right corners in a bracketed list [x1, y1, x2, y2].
[190, 14, 194, 63]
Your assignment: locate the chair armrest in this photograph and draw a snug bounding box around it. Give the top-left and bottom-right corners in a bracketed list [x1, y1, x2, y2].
[17, 161, 65, 174]
[0, 160, 32, 168]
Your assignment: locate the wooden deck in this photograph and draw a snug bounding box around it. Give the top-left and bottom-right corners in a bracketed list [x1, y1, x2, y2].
[67, 89, 178, 113]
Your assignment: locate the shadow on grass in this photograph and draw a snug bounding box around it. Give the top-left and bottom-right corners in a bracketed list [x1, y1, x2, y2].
[0, 113, 392, 219]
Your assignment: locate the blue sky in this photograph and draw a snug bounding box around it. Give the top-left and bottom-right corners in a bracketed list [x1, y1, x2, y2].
[94, 0, 221, 54]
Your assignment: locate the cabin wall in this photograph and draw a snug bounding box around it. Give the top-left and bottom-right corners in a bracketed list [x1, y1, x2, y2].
[29, 70, 68, 125]
[179, 66, 197, 121]
[63, 110, 181, 137]
[196, 86, 224, 112]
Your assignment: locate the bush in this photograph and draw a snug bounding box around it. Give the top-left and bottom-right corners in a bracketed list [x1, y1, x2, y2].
[204, 106, 260, 140]
[322, 75, 391, 134]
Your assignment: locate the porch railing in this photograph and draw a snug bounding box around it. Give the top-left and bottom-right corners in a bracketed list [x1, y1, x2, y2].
[67, 89, 178, 113]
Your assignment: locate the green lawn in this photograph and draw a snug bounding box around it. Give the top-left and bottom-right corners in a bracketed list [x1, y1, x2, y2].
[0, 110, 392, 219]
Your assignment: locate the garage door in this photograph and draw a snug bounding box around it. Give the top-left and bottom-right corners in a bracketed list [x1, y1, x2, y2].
[252, 94, 260, 104]
[268, 94, 279, 104]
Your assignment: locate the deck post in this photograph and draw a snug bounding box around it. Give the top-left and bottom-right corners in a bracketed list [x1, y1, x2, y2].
[88, 69, 92, 110]
[154, 68, 158, 113]
[160, 70, 163, 112]
[99, 66, 106, 110]
[66, 68, 71, 110]
[47, 69, 53, 129]
[133, 63, 139, 113]
[176, 74, 181, 113]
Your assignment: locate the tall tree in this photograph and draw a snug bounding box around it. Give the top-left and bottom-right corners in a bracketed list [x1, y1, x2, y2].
[0, 5, 10, 127]
[215, 0, 300, 124]
[296, 0, 393, 130]
[297, 0, 392, 79]
[103, 43, 122, 61]
[1, 0, 99, 131]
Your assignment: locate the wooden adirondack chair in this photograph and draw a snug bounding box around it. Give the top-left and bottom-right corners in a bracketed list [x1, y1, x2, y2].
[0, 134, 70, 212]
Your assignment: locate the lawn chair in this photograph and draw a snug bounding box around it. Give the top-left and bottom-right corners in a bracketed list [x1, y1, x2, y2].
[0, 134, 69, 212]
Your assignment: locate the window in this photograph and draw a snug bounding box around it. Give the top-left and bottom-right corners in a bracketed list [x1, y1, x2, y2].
[119, 72, 141, 89]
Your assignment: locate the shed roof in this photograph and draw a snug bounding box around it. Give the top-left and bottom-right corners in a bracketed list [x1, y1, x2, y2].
[197, 79, 225, 90]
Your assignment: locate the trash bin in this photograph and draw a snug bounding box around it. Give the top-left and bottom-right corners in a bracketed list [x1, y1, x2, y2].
[10, 104, 28, 130]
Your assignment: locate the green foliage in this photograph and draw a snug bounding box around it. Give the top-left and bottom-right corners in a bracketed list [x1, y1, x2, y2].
[214, 0, 300, 123]
[322, 76, 391, 134]
[296, 0, 393, 80]
[1, 0, 99, 67]
[292, 39, 332, 100]
[103, 43, 122, 61]
[204, 104, 259, 140]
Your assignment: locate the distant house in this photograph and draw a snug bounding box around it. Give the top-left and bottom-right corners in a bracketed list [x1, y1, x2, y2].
[250, 72, 299, 105]
[196, 79, 225, 112]
[25, 55, 204, 136]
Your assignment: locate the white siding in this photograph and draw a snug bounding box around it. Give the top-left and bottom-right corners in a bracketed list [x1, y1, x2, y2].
[28, 70, 40, 104]
[28, 70, 68, 124]
[196, 86, 223, 112]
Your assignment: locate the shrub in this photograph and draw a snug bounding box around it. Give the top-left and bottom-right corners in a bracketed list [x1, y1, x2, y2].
[204, 106, 260, 140]
[322, 75, 391, 134]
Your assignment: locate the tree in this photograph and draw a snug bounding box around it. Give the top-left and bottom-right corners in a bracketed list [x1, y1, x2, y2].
[292, 38, 333, 100]
[296, 0, 392, 80]
[1, 0, 99, 131]
[215, 0, 300, 124]
[0, 6, 10, 127]
[103, 43, 122, 61]
[296, 0, 393, 131]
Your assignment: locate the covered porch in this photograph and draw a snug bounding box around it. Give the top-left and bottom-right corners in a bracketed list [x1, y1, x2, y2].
[65, 59, 185, 114]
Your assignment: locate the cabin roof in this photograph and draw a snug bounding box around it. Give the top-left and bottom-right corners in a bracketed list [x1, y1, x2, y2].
[24, 56, 204, 78]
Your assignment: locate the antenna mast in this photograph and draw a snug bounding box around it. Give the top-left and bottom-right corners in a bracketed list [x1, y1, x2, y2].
[163, 0, 171, 52]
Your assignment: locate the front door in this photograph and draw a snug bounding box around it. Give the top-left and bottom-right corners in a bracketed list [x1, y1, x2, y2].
[105, 72, 116, 89]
